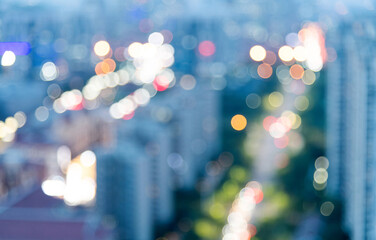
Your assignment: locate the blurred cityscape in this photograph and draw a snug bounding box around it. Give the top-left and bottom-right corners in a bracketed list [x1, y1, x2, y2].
[0, 0, 373, 239]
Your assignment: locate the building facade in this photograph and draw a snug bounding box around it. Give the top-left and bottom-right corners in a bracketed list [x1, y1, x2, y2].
[326, 13, 376, 240]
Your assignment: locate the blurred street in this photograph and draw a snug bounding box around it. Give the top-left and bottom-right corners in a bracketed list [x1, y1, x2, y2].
[0, 0, 373, 240]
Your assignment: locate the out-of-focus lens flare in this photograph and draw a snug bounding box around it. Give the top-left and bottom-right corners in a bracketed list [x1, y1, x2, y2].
[42, 176, 66, 198]
[263, 50, 277, 65]
[278, 45, 294, 62]
[231, 114, 247, 131]
[269, 122, 287, 138]
[281, 111, 297, 127]
[153, 75, 170, 91]
[122, 111, 135, 120]
[320, 202, 335, 216]
[128, 42, 143, 58]
[299, 23, 327, 71]
[14, 111, 27, 128]
[5, 117, 18, 133]
[257, 63, 273, 79]
[180, 74, 196, 90]
[293, 46, 307, 62]
[294, 96, 309, 111]
[1, 51, 16, 66]
[315, 156, 329, 170]
[289, 64, 304, 79]
[58, 151, 97, 206]
[268, 91, 284, 108]
[80, 150, 96, 167]
[41, 62, 58, 81]
[35, 106, 49, 122]
[95, 59, 116, 75]
[148, 32, 164, 45]
[302, 69, 316, 85]
[314, 168, 328, 184]
[246, 93, 261, 109]
[94, 40, 111, 57]
[222, 181, 262, 240]
[198, 41, 216, 57]
[250, 45, 266, 62]
[54, 89, 83, 113]
[274, 135, 289, 148]
[263, 116, 277, 131]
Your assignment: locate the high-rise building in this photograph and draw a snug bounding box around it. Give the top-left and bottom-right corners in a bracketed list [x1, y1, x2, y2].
[96, 142, 153, 240]
[117, 118, 174, 225]
[326, 12, 376, 240]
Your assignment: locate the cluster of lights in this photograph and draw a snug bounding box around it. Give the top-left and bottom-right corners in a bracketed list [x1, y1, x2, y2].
[108, 32, 175, 119]
[93, 40, 117, 75]
[53, 89, 83, 113]
[51, 38, 119, 113]
[313, 156, 329, 191]
[0, 112, 27, 143]
[275, 65, 317, 96]
[40, 32, 176, 208]
[0, 42, 31, 67]
[277, 24, 326, 72]
[42, 149, 97, 206]
[262, 111, 301, 149]
[299, 24, 327, 72]
[249, 23, 326, 84]
[222, 181, 262, 240]
[109, 88, 151, 120]
[225, 22, 327, 240]
[249, 45, 276, 79]
[82, 70, 130, 101]
[50, 32, 175, 121]
[127, 32, 174, 85]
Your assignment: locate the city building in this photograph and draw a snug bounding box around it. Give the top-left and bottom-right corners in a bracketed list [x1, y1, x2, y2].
[95, 142, 153, 240]
[120, 118, 174, 225]
[0, 186, 113, 240]
[326, 11, 376, 240]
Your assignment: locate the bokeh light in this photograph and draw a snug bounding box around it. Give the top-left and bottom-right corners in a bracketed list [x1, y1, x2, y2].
[250, 45, 266, 62]
[278, 45, 294, 62]
[94, 40, 111, 57]
[231, 114, 247, 131]
[198, 41, 216, 57]
[289, 64, 304, 79]
[1, 51, 16, 66]
[257, 63, 273, 79]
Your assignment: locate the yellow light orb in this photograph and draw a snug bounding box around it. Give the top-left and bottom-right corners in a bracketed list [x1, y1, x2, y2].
[268, 91, 284, 108]
[5, 117, 18, 133]
[231, 114, 247, 131]
[278, 45, 294, 62]
[294, 96, 309, 111]
[93, 40, 110, 57]
[293, 46, 307, 62]
[302, 70, 316, 85]
[291, 114, 302, 129]
[128, 42, 144, 58]
[249, 45, 266, 62]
